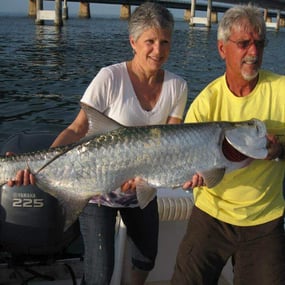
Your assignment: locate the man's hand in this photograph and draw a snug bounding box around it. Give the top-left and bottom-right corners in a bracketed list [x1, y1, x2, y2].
[266, 134, 284, 160]
[183, 173, 205, 190]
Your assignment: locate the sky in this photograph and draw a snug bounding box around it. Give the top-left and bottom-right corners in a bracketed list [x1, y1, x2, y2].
[0, 0, 186, 19]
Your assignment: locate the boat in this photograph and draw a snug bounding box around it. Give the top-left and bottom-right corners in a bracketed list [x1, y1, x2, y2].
[0, 131, 233, 284]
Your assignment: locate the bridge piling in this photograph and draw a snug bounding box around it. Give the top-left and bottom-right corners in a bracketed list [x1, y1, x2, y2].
[120, 4, 131, 20]
[78, 2, 91, 18]
[27, 0, 284, 30]
[190, 0, 212, 27]
[35, 0, 43, 25]
[206, 0, 212, 27]
[211, 11, 218, 23]
[264, 8, 280, 30]
[35, 0, 63, 26]
[55, 0, 63, 25]
[63, 0, 69, 20]
[29, 0, 37, 17]
[184, 9, 191, 21]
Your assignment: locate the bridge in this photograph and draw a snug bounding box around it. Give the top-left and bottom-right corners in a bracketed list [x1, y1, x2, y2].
[30, 0, 285, 29]
[63, 0, 285, 10]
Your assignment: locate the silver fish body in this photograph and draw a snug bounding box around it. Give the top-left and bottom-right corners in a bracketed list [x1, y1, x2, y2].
[0, 104, 268, 230]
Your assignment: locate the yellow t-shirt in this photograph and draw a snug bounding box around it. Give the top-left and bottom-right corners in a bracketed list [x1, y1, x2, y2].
[185, 70, 285, 226]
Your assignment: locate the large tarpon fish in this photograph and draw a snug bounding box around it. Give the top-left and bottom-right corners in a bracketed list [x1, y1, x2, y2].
[0, 103, 268, 230]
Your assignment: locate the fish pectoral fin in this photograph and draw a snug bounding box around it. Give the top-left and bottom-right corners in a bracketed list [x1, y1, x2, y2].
[135, 180, 157, 209]
[199, 168, 226, 188]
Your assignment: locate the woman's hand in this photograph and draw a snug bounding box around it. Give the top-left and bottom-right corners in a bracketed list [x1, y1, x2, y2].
[5, 152, 36, 187]
[7, 169, 36, 187]
[121, 177, 148, 194]
[121, 178, 137, 193]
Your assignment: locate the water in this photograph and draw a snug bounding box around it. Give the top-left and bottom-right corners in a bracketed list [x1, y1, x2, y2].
[0, 15, 285, 145]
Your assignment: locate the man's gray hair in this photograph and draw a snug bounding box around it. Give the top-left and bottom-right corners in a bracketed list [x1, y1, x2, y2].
[218, 5, 266, 41]
[128, 2, 174, 41]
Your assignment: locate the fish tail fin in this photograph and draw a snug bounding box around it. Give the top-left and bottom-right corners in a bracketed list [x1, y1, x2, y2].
[135, 179, 157, 209]
[35, 179, 89, 231]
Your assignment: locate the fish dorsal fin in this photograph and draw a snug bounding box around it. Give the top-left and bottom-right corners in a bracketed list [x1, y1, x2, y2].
[199, 168, 226, 188]
[80, 102, 123, 137]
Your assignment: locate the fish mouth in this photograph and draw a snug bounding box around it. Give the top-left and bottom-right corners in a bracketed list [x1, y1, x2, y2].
[224, 119, 268, 160]
[224, 136, 268, 160]
[222, 138, 248, 162]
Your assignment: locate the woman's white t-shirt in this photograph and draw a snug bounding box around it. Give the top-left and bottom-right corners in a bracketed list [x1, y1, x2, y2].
[80, 62, 187, 207]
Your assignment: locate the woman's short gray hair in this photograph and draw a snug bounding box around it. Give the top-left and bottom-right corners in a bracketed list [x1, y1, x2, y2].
[128, 2, 174, 41]
[218, 5, 266, 41]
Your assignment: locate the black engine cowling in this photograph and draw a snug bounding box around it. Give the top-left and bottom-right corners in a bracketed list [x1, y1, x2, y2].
[0, 131, 81, 259]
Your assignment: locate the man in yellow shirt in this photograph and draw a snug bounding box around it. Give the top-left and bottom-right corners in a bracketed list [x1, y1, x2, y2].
[172, 5, 285, 285]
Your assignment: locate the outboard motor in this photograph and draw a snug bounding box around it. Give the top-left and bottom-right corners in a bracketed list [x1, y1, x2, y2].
[0, 131, 81, 261]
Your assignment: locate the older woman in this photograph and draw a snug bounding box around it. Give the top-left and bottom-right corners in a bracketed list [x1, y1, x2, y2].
[10, 2, 188, 284]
